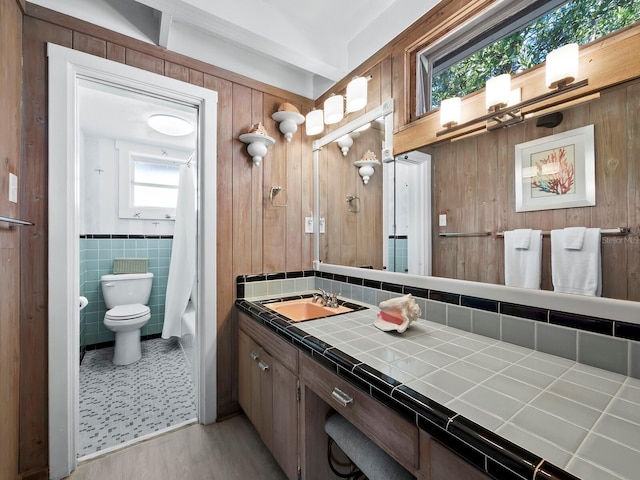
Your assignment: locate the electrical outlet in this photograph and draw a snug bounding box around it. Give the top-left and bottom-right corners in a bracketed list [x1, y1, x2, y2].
[304, 216, 313, 233]
[319, 217, 326, 233]
[439, 214, 447, 227]
[9, 173, 18, 203]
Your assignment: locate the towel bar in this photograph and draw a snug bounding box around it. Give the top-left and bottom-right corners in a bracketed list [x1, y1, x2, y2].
[439, 231, 491, 237]
[0, 215, 34, 227]
[495, 227, 629, 237]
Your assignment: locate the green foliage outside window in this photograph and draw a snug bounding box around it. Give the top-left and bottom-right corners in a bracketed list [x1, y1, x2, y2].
[431, 0, 640, 109]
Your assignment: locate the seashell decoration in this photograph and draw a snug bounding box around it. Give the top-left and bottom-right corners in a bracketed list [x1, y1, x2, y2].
[248, 122, 269, 136]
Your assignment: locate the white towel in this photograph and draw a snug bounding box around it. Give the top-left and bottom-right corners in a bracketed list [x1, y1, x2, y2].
[504, 229, 542, 289]
[563, 226, 586, 250]
[551, 228, 601, 296]
[511, 228, 532, 249]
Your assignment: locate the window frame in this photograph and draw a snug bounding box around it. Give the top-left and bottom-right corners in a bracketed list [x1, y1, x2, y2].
[116, 140, 192, 220]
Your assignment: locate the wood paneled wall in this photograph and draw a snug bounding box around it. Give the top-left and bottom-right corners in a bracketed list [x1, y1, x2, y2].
[431, 80, 640, 301]
[20, 4, 313, 478]
[1, 2, 24, 479]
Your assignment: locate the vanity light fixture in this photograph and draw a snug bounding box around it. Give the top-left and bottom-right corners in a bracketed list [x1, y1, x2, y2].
[305, 109, 324, 136]
[324, 94, 344, 124]
[238, 122, 275, 167]
[272, 102, 305, 143]
[148, 114, 194, 136]
[346, 76, 368, 113]
[437, 43, 588, 138]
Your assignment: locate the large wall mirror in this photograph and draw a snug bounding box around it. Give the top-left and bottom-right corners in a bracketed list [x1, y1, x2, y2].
[313, 89, 640, 320]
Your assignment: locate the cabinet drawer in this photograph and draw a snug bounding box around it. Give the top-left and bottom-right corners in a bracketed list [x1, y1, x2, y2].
[239, 311, 299, 374]
[300, 354, 419, 473]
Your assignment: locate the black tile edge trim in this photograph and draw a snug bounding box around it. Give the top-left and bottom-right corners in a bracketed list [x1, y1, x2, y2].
[266, 272, 286, 280]
[347, 276, 364, 286]
[244, 274, 267, 283]
[333, 274, 348, 283]
[501, 302, 548, 322]
[614, 321, 640, 341]
[486, 458, 529, 480]
[392, 385, 452, 429]
[371, 387, 417, 425]
[320, 271, 333, 279]
[337, 366, 372, 395]
[324, 348, 361, 371]
[429, 290, 460, 305]
[461, 295, 499, 313]
[352, 364, 402, 395]
[403, 286, 429, 299]
[285, 271, 304, 279]
[550, 310, 613, 336]
[449, 416, 541, 480]
[381, 282, 404, 293]
[81, 234, 175, 239]
[310, 350, 338, 372]
[535, 461, 581, 480]
[236, 283, 245, 298]
[433, 428, 488, 474]
[363, 279, 381, 289]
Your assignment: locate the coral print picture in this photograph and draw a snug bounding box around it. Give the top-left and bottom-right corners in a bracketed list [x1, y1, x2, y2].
[530, 144, 575, 198]
[515, 125, 595, 212]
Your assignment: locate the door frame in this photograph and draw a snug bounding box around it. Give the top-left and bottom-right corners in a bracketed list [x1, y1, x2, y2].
[47, 43, 218, 479]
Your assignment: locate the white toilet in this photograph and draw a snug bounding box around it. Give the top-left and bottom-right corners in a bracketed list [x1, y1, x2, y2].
[100, 272, 154, 365]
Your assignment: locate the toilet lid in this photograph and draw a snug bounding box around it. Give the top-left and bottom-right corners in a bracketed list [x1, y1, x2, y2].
[105, 304, 150, 320]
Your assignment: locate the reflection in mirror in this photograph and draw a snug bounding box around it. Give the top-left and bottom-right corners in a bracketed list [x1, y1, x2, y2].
[313, 100, 393, 269]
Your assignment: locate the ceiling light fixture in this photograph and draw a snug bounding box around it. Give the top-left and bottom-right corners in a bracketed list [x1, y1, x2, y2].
[147, 114, 194, 136]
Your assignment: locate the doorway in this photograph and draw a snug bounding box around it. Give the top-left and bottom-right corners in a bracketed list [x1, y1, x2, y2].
[47, 44, 218, 480]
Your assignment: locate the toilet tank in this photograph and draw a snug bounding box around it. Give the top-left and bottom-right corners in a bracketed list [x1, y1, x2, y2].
[100, 272, 154, 308]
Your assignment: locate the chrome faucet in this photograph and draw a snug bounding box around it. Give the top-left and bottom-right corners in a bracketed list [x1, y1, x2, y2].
[312, 288, 339, 308]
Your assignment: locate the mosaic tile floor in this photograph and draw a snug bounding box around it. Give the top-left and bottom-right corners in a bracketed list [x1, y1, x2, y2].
[79, 337, 197, 457]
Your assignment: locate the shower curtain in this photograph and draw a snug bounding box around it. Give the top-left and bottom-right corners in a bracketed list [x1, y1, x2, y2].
[162, 163, 196, 339]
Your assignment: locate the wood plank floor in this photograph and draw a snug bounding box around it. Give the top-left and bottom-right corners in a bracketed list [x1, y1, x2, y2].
[65, 415, 287, 480]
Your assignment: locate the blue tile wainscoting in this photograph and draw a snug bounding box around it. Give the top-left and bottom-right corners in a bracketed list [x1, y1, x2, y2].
[79, 234, 173, 347]
[388, 236, 408, 273]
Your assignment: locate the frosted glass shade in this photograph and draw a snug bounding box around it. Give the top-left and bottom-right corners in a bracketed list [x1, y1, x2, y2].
[440, 97, 461, 127]
[485, 74, 511, 110]
[148, 114, 194, 136]
[305, 109, 324, 136]
[546, 43, 579, 89]
[346, 77, 367, 113]
[324, 95, 344, 124]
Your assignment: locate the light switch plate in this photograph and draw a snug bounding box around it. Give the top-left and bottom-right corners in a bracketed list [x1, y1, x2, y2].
[304, 216, 313, 233]
[439, 214, 447, 227]
[319, 218, 326, 234]
[9, 173, 18, 203]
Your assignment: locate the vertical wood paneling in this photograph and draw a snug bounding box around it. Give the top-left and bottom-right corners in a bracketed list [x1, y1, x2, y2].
[285, 102, 304, 272]
[628, 83, 640, 301]
[21, 15, 73, 479]
[0, 1, 22, 477]
[165, 61, 189, 82]
[106, 42, 125, 63]
[190, 69, 204, 87]
[125, 49, 164, 75]
[73, 31, 105, 57]
[300, 117, 314, 270]
[431, 83, 640, 299]
[250, 90, 265, 272]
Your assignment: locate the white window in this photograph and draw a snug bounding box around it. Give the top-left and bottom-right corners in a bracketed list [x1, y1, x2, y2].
[117, 141, 191, 220]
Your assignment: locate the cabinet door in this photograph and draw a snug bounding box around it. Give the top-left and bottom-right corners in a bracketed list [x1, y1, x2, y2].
[238, 330, 252, 417]
[272, 361, 299, 480]
[256, 347, 274, 452]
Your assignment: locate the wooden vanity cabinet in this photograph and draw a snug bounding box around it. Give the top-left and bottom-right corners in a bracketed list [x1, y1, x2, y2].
[238, 312, 299, 480]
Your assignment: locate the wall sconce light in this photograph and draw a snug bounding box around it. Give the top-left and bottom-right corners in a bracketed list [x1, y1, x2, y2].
[272, 102, 305, 142]
[437, 43, 587, 139]
[305, 109, 324, 136]
[336, 134, 354, 156]
[440, 97, 461, 128]
[239, 122, 275, 167]
[354, 149, 380, 185]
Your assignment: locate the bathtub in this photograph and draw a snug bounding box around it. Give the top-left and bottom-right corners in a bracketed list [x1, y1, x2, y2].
[179, 301, 196, 383]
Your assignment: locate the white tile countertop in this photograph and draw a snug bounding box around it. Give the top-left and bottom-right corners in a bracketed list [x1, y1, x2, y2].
[278, 299, 640, 480]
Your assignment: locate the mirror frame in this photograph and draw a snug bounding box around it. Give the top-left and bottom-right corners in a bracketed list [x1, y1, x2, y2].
[312, 99, 394, 264]
[312, 100, 640, 324]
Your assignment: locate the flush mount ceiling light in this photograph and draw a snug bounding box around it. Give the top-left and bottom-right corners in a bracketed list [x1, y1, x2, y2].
[148, 114, 194, 136]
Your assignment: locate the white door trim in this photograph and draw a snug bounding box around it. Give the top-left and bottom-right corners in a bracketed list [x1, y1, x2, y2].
[47, 43, 218, 480]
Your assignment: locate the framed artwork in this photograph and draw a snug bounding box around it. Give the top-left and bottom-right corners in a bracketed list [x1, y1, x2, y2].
[515, 124, 595, 212]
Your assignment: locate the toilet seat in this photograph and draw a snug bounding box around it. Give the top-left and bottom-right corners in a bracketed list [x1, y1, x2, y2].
[105, 304, 150, 321]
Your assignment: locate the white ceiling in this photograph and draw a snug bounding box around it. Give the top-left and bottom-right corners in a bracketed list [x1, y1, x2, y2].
[30, 0, 440, 98]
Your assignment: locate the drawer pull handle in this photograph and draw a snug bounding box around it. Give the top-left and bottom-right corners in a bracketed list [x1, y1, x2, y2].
[250, 351, 259, 361]
[258, 360, 269, 372]
[331, 387, 353, 407]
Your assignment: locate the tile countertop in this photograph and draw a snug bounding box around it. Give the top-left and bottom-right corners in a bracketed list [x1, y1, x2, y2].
[238, 294, 640, 480]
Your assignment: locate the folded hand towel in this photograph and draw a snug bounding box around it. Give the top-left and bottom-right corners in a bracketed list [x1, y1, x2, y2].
[511, 229, 532, 249]
[504, 230, 542, 289]
[551, 228, 601, 296]
[563, 226, 587, 250]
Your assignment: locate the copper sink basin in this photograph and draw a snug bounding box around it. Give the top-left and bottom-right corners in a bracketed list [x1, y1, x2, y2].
[264, 298, 353, 322]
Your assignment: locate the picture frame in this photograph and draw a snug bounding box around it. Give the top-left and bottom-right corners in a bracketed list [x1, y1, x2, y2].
[515, 124, 595, 212]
